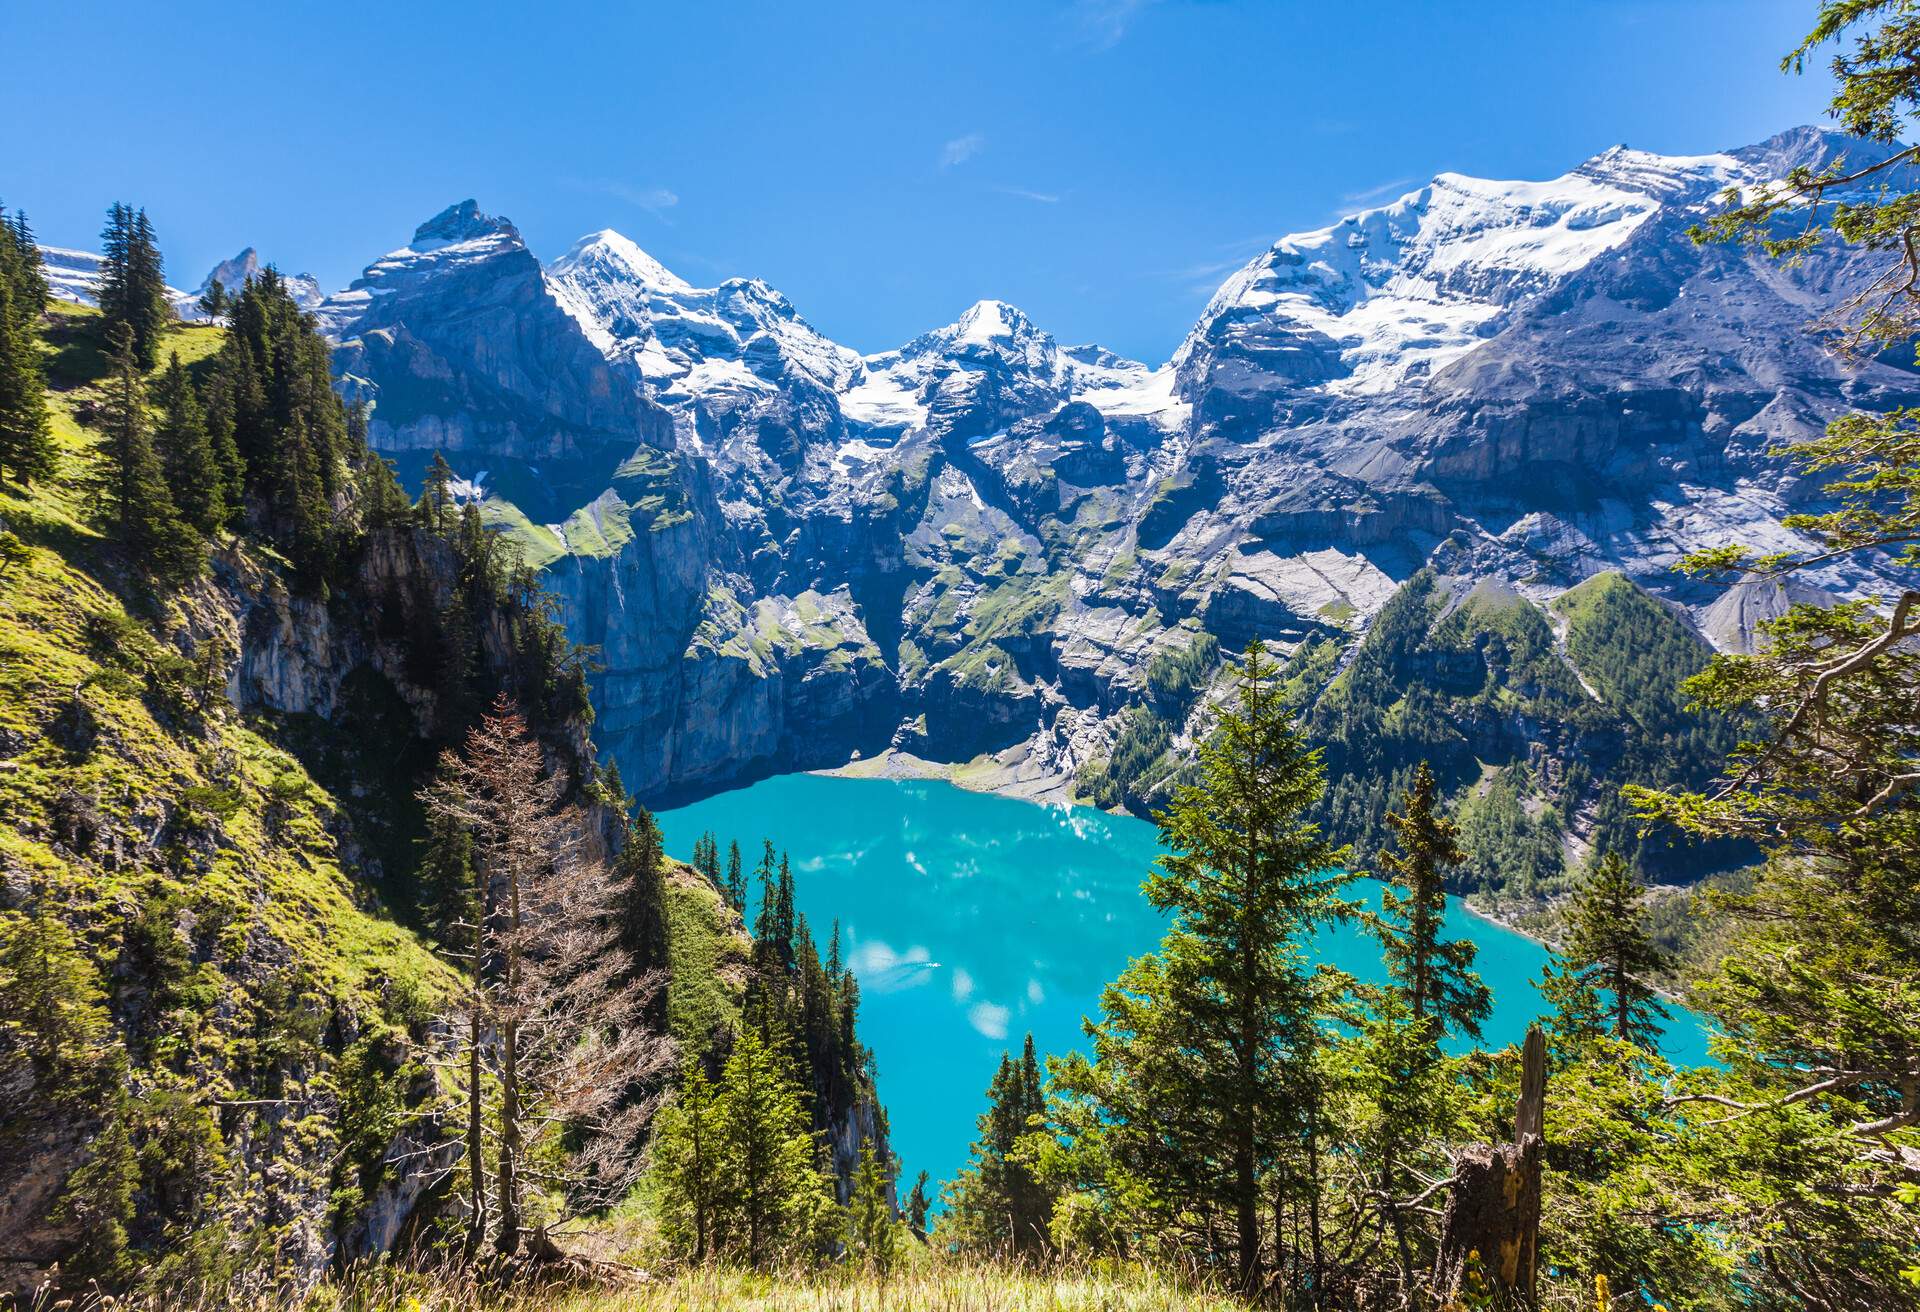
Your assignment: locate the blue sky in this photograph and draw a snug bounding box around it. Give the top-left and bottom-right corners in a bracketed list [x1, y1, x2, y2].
[2, 0, 1834, 363]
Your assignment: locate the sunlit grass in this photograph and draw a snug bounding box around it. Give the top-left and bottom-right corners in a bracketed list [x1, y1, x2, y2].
[21, 1259, 1254, 1312]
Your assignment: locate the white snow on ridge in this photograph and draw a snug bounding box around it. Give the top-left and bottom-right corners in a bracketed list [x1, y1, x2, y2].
[844, 298, 1165, 430]
[39, 245, 201, 318]
[545, 229, 862, 397]
[548, 236, 1172, 438]
[38, 246, 112, 307]
[1176, 144, 1750, 396]
[837, 366, 931, 431]
[40, 244, 326, 322]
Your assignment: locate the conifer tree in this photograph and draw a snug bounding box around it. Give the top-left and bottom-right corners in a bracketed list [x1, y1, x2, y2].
[1049, 644, 1353, 1289]
[942, 1033, 1053, 1257]
[96, 329, 200, 585]
[1374, 761, 1490, 1044]
[712, 1025, 836, 1265]
[0, 904, 117, 1094]
[416, 805, 478, 948]
[97, 204, 170, 369]
[420, 698, 669, 1256]
[195, 278, 226, 322]
[1556, 852, 1670, 1050]
[651, 1057, 724, 1261]
[774, 852, 796, 970]
[354, 446, 412, 533]
[0, 248, 53, 488]
[202, 267, 346, 580]
[845, 1139, 900, 1273]
[149, 352, 226, 535]
[419, 450, 456, 532]
[1, 206, 49, 317]
[725, 839, 745, 913]
[198, 355, 245, 523]
[616, 800, 670, 1013]
[904, 1169, 932, 1240]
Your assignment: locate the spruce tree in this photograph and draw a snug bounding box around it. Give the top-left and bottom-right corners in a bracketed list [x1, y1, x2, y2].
[943, 1033, 1053, 1257]
[96, 329, 200, 585]
[0, 255, 53, 488]
[419, 450, 456, 531]
[1, 206, 49, 317]
[1051, 644, 1352, 1289]
[198, 352, 245, 523]
[616, 802, 670, 989]
[774, 852, 796, 970]
[845, 1139, 900, 1273]
[149, 352, 226, 535]
[1375, 761, 1490, 1044]
[0, 904, 117, 1092]
[715, 1025, 835, 1265]
[725, 839, 745, 913]
[904, 1169, 932, 1239]
[416, 805, 477, 948]
[354, 447, 412, 533]
[1557, 852, 1670, 1050]
[202, 268, 345, 580]
[652, 1057, 724, 1261]
[97, 204, 170, 369]
[196, 278, 226, 321]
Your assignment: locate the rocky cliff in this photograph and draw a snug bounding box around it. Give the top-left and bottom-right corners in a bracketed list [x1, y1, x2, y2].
[314, 126, 1915, 873]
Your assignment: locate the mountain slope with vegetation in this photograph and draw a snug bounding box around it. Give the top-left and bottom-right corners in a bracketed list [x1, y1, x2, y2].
[0, 220, 892, 1300]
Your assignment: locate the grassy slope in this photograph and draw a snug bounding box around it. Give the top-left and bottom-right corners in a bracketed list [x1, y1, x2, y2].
[1, 306, 452, 1076]
[71, 1259, 1251, 1311]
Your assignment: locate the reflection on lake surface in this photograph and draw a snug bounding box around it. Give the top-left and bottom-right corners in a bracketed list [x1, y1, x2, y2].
[656, 771, 1715, 1190]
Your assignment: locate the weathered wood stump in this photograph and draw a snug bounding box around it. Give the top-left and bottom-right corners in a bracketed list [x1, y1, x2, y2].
[1436, 1025, 1546, 1304]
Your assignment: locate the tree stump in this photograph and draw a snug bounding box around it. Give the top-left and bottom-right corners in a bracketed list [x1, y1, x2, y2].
[1436, 1025, 1546, 1304]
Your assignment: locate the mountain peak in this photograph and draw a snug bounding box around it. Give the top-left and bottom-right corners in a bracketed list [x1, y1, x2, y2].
[413, 199, 516, 248]
[1730, 123, 1910, 179]
[948, 298, 1033, 347]
[555, 228, 694, 295]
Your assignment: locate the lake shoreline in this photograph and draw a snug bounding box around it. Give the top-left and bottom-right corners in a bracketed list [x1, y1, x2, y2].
[813, 749, 1566, 954]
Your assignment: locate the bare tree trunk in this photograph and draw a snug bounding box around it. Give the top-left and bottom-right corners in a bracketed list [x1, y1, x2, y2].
[495, 839, 524, 1257]
[1307, 1126, 1325, 1310]
[1437, 1025, 1546, 1305]
[466, 1008, 485, 1254]
[423, 696, 673, 1268]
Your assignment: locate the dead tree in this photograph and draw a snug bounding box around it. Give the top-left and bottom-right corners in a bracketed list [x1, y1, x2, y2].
[1436, 1024, 1546, 1305]
[422, 694, 674, 1259]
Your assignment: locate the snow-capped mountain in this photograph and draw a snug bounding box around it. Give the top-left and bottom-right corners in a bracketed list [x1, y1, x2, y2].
[321, 201, 670, 516]
[308, 126, 1916, 810]
[38, 245, 197, 318]
[1175, 147, 1747, 400]
[546, 229, 863, 400]
[546, 233, 1166, 443]
[189, 247, 324, 314]
[40, 244, 324, 321]
[842, 298, 1164, 438]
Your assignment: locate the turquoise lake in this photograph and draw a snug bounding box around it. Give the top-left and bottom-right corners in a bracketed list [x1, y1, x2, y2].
[655, 772, 1716, 1191]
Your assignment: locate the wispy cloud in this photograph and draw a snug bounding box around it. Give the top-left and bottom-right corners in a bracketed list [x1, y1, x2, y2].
[994, 185, 1061, 204]
[1070, 0, 1159, 50]
[564, 177, 680, 223]
[1339, 176, 1416, 207]
[1141, 234, 1275, 298]
[968, 1001, 1011, 1040]
[941, 133, 986, 168]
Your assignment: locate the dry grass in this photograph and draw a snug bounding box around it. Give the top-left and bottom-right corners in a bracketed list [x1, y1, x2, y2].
[13, 1258, 1252, 1312]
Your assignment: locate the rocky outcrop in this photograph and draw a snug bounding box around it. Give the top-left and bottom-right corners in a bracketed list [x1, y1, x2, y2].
[324, 202, 675, 521]
[313, 126, 1912, 821]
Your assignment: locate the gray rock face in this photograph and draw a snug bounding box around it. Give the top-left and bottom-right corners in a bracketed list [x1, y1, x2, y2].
[187, 247, 324, 315]
[323, 201, 675, 521]
[326, 127, 1916, 809]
